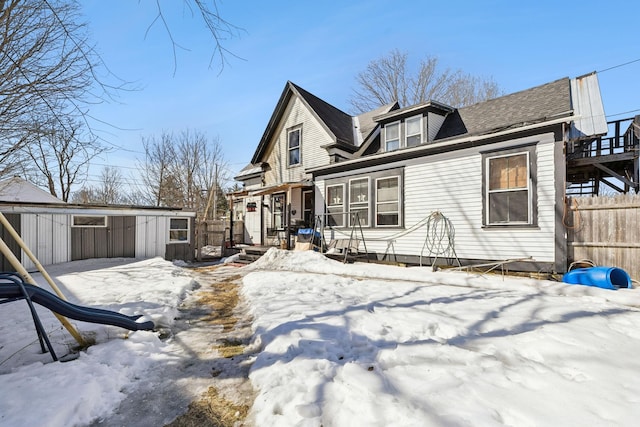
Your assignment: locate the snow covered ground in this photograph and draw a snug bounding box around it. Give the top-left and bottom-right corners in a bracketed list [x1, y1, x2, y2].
[2, 250, 640, 426]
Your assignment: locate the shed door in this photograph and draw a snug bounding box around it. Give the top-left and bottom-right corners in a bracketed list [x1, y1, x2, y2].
[71, 216, 136, 260]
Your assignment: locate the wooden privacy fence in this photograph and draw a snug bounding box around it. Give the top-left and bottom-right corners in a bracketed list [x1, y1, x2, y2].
[567, 195, 640, 282]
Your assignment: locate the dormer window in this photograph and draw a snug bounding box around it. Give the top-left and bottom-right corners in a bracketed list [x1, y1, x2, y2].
[383, 115, 423, 152]
[384, 121, 400, 151]
[405, 115, 422, 147]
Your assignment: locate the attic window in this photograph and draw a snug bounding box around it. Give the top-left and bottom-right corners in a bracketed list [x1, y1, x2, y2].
[384, 122, 400, 151]
[405, 115, 422, 147]
[288, 128, 301, 166]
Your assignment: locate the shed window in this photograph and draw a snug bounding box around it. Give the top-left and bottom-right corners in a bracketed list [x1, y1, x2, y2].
[326, 184, 344, 227]
[72, 215, 107, 227]
[487, 153, 530, 224]
[288, 128, 301, 166]
[349, 178, 369, 227]
[169, 218, 190, 242]
[376, 177, 400, 226]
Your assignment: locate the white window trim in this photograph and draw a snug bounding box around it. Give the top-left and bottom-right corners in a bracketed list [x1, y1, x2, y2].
[326, 183, 345, 227]
[168, 217, 191, 243]
[71, 215, 107, 228]
[384, 121, 401, 152]
[287, 127, 301, 167]
[485, 151, 531, 225]
[405, 115, 423, 147]
[375, 176, 400, 227]
[348, 177, 370, 227]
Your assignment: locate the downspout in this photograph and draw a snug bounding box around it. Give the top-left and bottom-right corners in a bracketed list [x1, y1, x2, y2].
[556, 122, 569, 273]
[260, 195, 265, 246]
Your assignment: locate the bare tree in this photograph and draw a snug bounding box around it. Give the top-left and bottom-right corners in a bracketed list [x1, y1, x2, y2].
[350, 49, 502, 113]
[71, 166, 132, 204]
[136, 130, 228, 216]
[21, 118, 106, 201]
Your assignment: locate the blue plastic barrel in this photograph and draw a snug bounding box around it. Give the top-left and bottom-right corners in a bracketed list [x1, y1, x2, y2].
[562, 267, 632, 290]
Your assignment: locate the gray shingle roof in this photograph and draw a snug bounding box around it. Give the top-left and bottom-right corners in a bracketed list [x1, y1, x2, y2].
[289, 82, 355, 145]
[436, 77, 572, 139]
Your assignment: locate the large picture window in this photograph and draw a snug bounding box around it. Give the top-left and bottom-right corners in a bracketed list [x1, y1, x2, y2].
[288, 128, 301, 166]
[326, 185, 344, 227]
[486, 152, 530, 224]
[169, 218, 190, 242]
[376, 177, 400, 226]
[349, 178, 369, 226]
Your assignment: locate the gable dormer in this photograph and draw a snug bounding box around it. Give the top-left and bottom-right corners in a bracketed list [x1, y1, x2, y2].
[374, 101, 454, 152]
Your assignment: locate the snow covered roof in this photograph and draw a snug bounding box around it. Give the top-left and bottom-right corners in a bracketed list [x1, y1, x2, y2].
[0, 177, 65, 204]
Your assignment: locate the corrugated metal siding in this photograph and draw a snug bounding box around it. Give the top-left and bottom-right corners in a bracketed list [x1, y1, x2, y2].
[263, 96, 333, 186]
[19, 213, 70, 270]
[52, 214, 70, 264]
[36, 215, 53, 266]
[135, 216, 171, 258]
[314, 133, 558, 263]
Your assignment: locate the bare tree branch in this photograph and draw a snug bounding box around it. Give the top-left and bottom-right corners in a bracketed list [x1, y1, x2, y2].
[350, 49, 502, 113]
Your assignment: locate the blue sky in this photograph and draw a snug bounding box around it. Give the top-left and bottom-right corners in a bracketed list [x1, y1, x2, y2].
[81, 0, 640, 188]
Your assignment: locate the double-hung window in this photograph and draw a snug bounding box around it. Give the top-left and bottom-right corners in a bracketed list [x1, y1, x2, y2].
[376, 177, 400, 226]
[486, 152, 530, 224]
[326, 185, 344, 227]
[288, 128, 301, 166]
[405, 115, 422, 147]
[349, 178, 369, 226]
[384, 122, 400, 151]
[325, 168, 403, 229]
[169, 218, 190, 242]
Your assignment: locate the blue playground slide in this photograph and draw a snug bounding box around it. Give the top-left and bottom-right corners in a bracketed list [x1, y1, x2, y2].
[0, 282, 154, 331]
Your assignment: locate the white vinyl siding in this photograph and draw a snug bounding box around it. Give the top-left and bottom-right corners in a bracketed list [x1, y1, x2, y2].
[315, 132, 557, 263]
[263, 96, 334, 186]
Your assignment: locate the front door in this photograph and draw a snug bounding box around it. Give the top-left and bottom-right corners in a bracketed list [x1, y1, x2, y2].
[303, 190, 313, 227]
[272, 193, 286, 230]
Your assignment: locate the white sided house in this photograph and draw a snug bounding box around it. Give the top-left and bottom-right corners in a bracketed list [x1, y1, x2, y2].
[0, 177, 196, 270]
[234, 74, 611, 274]
[232, 81, 396, 246]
